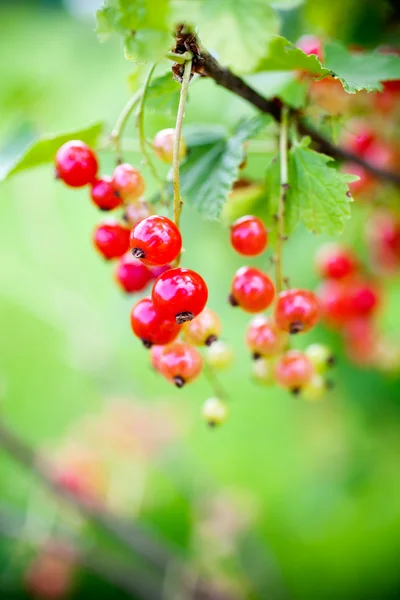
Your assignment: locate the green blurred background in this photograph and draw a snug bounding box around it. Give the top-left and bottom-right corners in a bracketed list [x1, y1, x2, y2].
[1, 1, 400, 599]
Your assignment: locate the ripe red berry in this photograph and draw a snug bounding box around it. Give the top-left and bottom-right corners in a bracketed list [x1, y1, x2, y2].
[90, 176, 122, 211]
[183, 307, 222, 346]
[112, 163, 145, 202]
[55, 140, 98, 187]
[130, 297, 181, 348]
[93, 220, 130, 260]
[366, 210, 400, 274]
[130, 215, 182, 266]
[114, 254, 152, 293]
[245, 315, 288, 358]
[123, 200, 152, 227]
[229, 267, 275, 313]
[316, 243, 358, 280]
[275, 289, 320, 334]
[158, 341, 203, 388]
[152, 268, 208, 324]
[153, 128, 187, 163]
[343, 126, 376, 157]
[347, 279, 380, 317]
[274, 350, 314, 394]
[230, 215, 268, 256]
[317, 280, 354, 327]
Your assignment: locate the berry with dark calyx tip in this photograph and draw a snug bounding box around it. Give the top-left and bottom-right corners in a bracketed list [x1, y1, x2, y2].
[55, 140, 98, 187]
[316, 243, 358, 280]
[230, 267, 275, 313]
[183, 308, 222, 346]
[130, 298, 181, 347]
[90, 176, 122, 211]
[112, 163, 145, 202]
[202, 397, 228, 427]
[252, 357, 275, 386]
[130, 215, 182, 266]
[206, 340, 234, 371]
[158, 342, 203, 388]
[153, 128, 187, 163]
[152, 268, 208, 324]
[149, 264, 172, 279]
[230, 215, 268, 256]
[246, 315, 288, 358]
[123, 200, 152, 227]
[305, 343, 335, 373]
[275, 289, 320, 334]
[302, 374, 328, 401]
[93, 220, 130, 260]
[114, 254, 152, 293]
[274, 350, 314, 393]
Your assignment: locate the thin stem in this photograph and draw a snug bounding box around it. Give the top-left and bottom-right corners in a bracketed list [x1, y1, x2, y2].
[275, 106, 289, 295]
[173, 55, 193, 244]
[166, 50, 193, 64]
[203, 361, 229, 401]
[110, 90, 142, 164]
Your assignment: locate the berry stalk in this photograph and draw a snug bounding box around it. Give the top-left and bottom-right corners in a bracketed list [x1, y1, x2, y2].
[203, 359, 229, 402]
[110, 90, 142, 163]
[275, 105, 289, 295]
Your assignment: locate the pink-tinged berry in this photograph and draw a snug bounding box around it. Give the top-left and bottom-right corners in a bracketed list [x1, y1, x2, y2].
[317, 280, 355, 327]
[55, 140, 98, 187]
[149, 264, 172, 279]
[93, 220, 130, 260]
[274, 350, 315, 394]
[343, 318, 378, 367]
[153, 128, 187, 163]
[112, 163, 145, 202]
[114, 254, 152, 293]
[90, 176, 122, 211]
[296, 34, 324, 61]
[152, 268, 208, 324]
[342, 163, 375, 197]
[229, 267, 275, 313]
[347, 279, 380, 317]
[245, 315, 288, 358]
[316, 243, 358, 280]
[123, 200, 152, 227]
[230, 215, 268, 256]
[158, 341, 203, 388]
[130, 297, 181, 348]
[130, 215, 182, 266]
[366, 210, 400, 273]
[150, 345, 164, 372]
[183, 307, 222, 346]
[275, 289, 320, 334]
[25, 544, 74, 600]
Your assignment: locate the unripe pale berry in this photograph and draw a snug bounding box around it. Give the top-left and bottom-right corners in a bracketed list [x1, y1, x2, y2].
[252, 357, 275, 386]
[274, 350, 314, 394]
[230, 215, 268, 256]
[114, 254, 152, 293]
[305, 343, 335, 373]
[55, 140, 98, 187]
[90, 176, 122, 211]
[112, 163, 145, 202]
[202, 397, 228, 427]
[229, 267, 275, 313]
[158, 342, 203, 388]
[130, 215, 182, 266]
[93, 220, 130, 260]
[275, 289, 320, 334]
[150, 345, 164, 372]
[130, 297, 181, 348]
[302, 374, 328, 401]
[246, 315, 288, 358]
[206, 340, 234, 371]
[316, 243, 358, 280]
[183, 307, 222, 346]
[153, 128, 187, 163]
[152, 268, 208, 324]
[123, 200, 152, 227]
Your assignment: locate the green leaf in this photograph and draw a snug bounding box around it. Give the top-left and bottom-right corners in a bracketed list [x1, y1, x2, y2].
[124, 30, 172, 63]
[256, 36, 330, 76]
[0, 122, 104, 182]
[145, 73, 181, 114]
[247, 72, 307, 109]
[324, 42, 400, 93]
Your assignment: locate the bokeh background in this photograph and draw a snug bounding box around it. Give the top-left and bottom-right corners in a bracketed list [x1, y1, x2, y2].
[1, 1, 400, 599]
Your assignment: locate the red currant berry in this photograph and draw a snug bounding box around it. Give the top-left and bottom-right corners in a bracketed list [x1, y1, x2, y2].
[158, 341, 203, 388]
[114, 254, 152, 293]
[183, 307, 221, 346]
[149, 264, 172, 279]
[153, 128, 187, 163]
[90, 176, 122, 211]
[275, 289, 320, 334]
[317, 280, 354, 327]
[55, 140, 98, 187]
[123, 200, 152, 227]
[130, 215, 182, 266]
[152, 268, 208, 324]
[296, 34, 324, 61]
[130, 298, 181, 348]
[316, 243, 358, 280]
[246, 315, 288, 358]
[230, 215, 268, 256]
[343, 318, 378, 366]
[229, 267, 275, 313]
[366, 210, 400, 274]
[150, 345, 164, 372]
[348, 279, 380, 317]
[342, 163, 375, 197]
[93, 220, 130, 260]
[274, 350, 314, 394]
[343, 125, 376, 156]
[112, 163, 145, 202]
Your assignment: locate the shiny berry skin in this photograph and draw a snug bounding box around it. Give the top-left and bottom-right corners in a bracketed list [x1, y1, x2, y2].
[112, 163, 145, 202]
[229, 267, 275, 313]
[93, 220, 130, 260]
[206, 340, 234, 371]
[202, 397, 228, 427]
[230, 216, 268, 256]
[183, 308, 222, 346]
[316, 243, 358, 280]
[152, 268, 208, 324]
[274, 350, 314, 394]
[153, 128, 187, 163]
[302, 374, 328, 401]
[123, 200, 152, 227]
[158, 342, 203, 388]
[55, 140, 98, 187]
[130, 298, 181, 348]
[252, 357, 275, 386]
[130, 215, 182, 266]
[114, 254, 152, 293]
[90, 176, 122, 211]
[274, 289, 320, 334]
[246, 315, 288, 358]
[305, 343, 335, 373]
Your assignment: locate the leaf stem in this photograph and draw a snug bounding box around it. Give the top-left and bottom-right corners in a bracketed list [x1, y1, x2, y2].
[166, 50, 193, 64]
[275, 106, 289, 295]
[110, 90, 142, 164]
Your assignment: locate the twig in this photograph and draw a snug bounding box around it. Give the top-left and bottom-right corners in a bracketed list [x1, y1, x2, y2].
[110, 90, 142, 164]
[275, 107, 289, 295]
